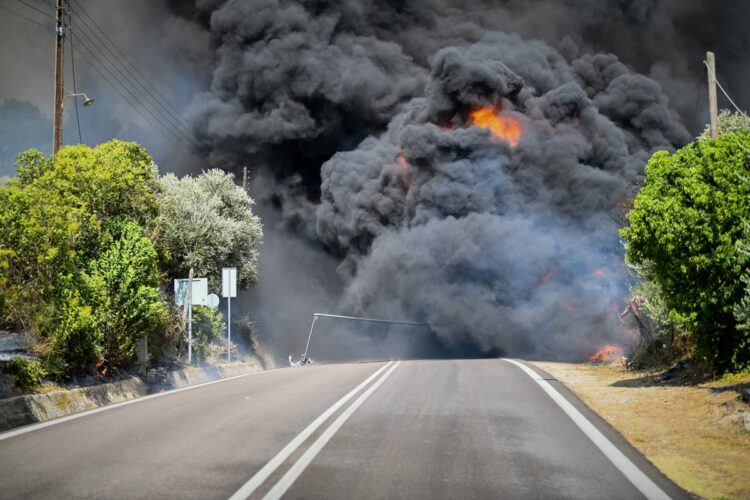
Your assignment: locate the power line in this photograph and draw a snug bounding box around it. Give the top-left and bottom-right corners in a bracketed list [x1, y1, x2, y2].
[71, 35, 191, 149]
[15, 0, 54, 19]
[704, 60, 748, 117]
[70, 0, 196, 135]
[67, 7, 82, 144]
[70, 29, 202, 150]
[70, 24, 201, 149]
[0, 3, 53, 31]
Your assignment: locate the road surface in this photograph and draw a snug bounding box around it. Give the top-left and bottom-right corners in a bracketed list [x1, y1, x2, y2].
[0, 359, 688, 499]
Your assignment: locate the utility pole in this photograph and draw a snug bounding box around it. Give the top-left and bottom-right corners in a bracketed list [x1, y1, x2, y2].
[706, 51, 719, 139]
[53, 0, 66, 154]
[242, 166, 248, 192]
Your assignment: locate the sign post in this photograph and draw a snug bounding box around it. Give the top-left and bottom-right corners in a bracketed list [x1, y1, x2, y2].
[175, 274, 210, 364]
[222, 267, 237, 362]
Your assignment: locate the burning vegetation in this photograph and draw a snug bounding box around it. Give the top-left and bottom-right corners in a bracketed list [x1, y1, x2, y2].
[588, 344, 624, 364]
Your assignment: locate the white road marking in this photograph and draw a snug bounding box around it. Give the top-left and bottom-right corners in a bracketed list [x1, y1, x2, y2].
[228, 361, 395, 500]
[504, 359, 671, 500]
[0, 370, 273, 442]
[262, 361, 401, 500]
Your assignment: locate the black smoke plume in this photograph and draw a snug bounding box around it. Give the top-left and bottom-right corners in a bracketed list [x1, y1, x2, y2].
[185, 1, 741, 360]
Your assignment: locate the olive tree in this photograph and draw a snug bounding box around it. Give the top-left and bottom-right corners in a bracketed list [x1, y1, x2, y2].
[158, 169, 263, 290]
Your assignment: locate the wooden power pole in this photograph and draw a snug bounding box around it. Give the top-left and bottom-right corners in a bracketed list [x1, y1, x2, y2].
[53, 0, 66, 154]
[706, 51, 719, 139]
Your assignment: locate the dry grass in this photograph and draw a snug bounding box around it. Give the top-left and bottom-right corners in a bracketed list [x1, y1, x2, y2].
[533, 361, 750, 500]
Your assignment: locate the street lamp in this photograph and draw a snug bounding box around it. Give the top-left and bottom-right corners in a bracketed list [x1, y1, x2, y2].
[66, 92, 95, 107]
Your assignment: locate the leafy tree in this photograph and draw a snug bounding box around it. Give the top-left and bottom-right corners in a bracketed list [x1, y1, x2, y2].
[622, 130, 750, 371]
[159, 169, 262, 289]
[0, 140, 165, 377]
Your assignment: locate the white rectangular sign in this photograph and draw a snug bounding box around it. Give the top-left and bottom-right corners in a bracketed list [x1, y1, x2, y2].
[174, 278, 209, 306]
[222, 267, 237, 298]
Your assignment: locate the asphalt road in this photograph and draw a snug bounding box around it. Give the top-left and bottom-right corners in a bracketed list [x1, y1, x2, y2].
[0, 359, 689, 499]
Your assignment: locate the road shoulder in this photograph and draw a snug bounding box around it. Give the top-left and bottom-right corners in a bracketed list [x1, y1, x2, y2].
[532, 361, 750, 500]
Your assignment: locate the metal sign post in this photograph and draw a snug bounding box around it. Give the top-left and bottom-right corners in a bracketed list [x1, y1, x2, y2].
[222, 267, 237, 362]
[175, 274, 211, 364]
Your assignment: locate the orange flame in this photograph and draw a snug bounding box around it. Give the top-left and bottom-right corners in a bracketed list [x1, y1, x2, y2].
[470, 106, 522, 147]
[588, 344, 623, 364]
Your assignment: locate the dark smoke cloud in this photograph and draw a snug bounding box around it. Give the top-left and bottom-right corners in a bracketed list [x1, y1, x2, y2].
[314, 33, 687, 359]
[189, 0, 749, 174]
[182, 0, 744, 360]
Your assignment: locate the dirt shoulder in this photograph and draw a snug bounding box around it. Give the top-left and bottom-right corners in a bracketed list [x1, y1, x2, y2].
[533, 362, 750, 500]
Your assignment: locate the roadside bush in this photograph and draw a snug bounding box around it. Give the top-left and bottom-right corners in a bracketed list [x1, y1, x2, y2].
[190, 305, 225, 362]
[622, 131, 750, 371]
[83, 217, 166, 367]
[6, 357, 46, 388]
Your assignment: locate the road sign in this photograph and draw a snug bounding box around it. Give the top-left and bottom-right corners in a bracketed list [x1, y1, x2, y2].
[222, 268, 237, 298]
[206, 293, 220, 309]
[174, 278, 209, 306]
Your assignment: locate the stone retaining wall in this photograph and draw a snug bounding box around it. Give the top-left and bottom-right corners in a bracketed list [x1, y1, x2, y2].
[0, 359, 268, 432]
[0, 376, 148, 432]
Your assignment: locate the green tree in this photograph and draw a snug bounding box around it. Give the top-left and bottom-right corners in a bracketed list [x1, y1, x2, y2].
[159, 169, 262, 289]
[622, 130, 750, 371]
[0, 140, 166, 377]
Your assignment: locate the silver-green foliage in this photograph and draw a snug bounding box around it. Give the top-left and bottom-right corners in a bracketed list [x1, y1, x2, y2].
[159, 169, 263, 290]
[699, 110, 750, 140]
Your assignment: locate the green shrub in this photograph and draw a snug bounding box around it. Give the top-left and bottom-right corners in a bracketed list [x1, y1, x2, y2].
[190, 305, 225, 362]
[6, 356, 46, 388]
[622, 131, 750, 371]
[44, 298, 101, 377]
[83, 217, 166, 367]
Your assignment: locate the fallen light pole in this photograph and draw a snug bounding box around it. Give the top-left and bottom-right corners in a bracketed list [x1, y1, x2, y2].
[300, 313, 428, 364]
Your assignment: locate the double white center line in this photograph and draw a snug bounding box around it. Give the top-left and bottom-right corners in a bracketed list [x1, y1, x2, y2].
[229, 361, 401, 500]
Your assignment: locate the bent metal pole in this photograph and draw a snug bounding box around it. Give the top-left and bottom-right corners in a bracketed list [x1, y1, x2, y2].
[301, 313, 427, 363]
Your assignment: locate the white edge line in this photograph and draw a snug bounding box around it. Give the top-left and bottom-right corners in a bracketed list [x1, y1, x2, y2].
[262, 361, 401, 500]
[228, 361, 394, 500]
[504, 359, 671, 500]
[0, 369, 274, 442]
